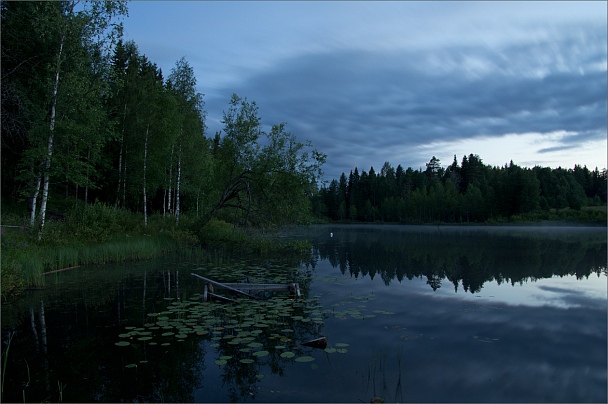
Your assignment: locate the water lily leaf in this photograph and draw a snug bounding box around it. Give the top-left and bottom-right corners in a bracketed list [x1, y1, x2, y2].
[149, 342, 158, 346]
[138, 336, 153, 341]
[280, 352, 295, 358]
[118, 333, 130, 338]
[295, 356, 315, 362]
[253, 350, 269, 357]
[125, 364, 137, 368]
[335, 343, 349, 347]
[239, 359, 254, 364]
[214, 359, 227, 365]
[324, 348, 336, 353]
[161, 332, 174, 337]
[219, 356, 232, 360]
[115, 341, 130, 347]
[337, 348, 348, 353]
[248, 342, 263, 348]
[161, 342, 171, 346]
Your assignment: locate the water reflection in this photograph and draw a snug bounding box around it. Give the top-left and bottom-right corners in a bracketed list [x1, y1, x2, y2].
[303, 225, 607, 293]
[1, 226, 606, 403]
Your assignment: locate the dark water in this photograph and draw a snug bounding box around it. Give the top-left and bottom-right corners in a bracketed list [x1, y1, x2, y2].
[1, 225, 606, 403]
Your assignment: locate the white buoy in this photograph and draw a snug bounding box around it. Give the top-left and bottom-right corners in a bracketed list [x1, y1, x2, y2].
[330, 232, 333, 237]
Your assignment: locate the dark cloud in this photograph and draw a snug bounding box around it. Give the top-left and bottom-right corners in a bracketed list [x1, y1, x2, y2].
[538, 145, 578, 154]
[203, 25, 606, 180]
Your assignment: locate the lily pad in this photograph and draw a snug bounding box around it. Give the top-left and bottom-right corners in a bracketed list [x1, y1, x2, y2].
[295, 356, 315, 363]
[239, 359, 255, 364]
[280, 352, 295, 358]
[253, 350, 269, 357]
[115, 341, 130, 347]
[138, 336, 153, 341]
[125, 364, 137, 368]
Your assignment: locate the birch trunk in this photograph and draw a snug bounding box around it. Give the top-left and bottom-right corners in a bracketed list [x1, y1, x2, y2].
[121, 145, 127, 209]
[29, 173, 42, 230]
[115, 104, 126, 207]
[162, 185, 167, 217]
[38, 32, 64, 240]
[175, 142, 182, 226]
[167, 144, 174, 215]
[143, 125, 149, 225]
[84, 146, 90, 207]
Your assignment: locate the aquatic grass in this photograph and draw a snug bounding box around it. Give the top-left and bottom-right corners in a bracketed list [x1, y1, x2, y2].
[1, 331, 14, 400]
[2, 235, 185, 289]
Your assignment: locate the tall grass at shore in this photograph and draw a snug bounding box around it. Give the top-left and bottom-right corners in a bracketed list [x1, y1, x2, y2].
[1, 202, 200, 299]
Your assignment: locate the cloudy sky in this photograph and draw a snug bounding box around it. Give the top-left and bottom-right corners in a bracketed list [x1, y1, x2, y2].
[123, 1, 607, 181]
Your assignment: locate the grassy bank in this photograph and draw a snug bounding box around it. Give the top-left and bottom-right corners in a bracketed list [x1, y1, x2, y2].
[1, 201, 311, 302]
[1, 202, 198, 301]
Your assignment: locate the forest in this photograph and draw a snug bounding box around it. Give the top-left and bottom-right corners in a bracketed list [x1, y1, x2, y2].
[314, 155, 607, 223]
[1, 1, 325, 240]
[1, 0, 606, 240]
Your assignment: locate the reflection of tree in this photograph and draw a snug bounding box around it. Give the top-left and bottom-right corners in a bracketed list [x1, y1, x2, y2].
[209, 296, 324, 402]
[311, 227, 607, 293]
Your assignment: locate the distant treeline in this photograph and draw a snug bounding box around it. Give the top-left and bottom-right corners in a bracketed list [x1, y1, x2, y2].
[313, 154, 607, 223]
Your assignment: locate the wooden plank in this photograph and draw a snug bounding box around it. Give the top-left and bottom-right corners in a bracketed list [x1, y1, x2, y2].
[207, 292, 239, 304]
[191, 273, 260, 299]
[217, 283, 290, 291]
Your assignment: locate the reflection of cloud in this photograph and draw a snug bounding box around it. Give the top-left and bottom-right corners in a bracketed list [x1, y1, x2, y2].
[358, 277, 608, 402]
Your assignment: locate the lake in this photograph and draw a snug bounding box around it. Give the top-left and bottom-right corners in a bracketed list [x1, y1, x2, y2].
[1, 225, 606, 403]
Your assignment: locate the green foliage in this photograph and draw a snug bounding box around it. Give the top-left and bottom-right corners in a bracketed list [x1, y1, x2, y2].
[200, 94, 325, 228]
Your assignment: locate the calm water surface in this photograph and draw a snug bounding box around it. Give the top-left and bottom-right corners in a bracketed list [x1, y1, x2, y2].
[1, 225, 606, 403]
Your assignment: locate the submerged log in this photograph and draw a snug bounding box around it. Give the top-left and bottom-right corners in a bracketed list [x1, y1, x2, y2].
[44, 265, 80, 275]
[301, 337, 327, 349]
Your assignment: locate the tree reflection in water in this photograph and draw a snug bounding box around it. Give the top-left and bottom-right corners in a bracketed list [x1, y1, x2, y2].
[305, 225, 607, 293]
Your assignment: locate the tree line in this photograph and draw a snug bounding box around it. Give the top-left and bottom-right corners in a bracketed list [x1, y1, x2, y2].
[314, 154, 607, 223]
[1, 1, 325, 240]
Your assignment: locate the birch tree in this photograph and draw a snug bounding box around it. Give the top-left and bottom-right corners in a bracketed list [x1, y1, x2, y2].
[166, 57, 206, 226]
